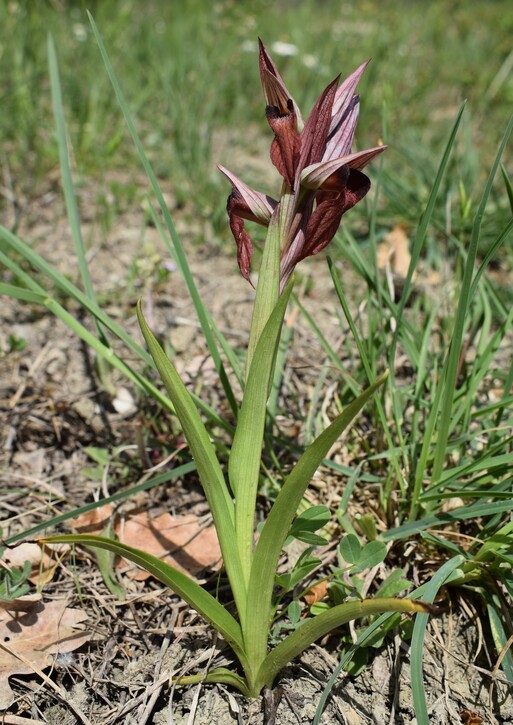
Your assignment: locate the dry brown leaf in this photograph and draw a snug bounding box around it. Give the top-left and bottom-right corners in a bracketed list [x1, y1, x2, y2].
[460, 710, 484, 725]
[0, 599, 90, 710]
[117, 511, 222, 580]
[71, 504, 115, 532]
[3, 542, 69, 586]
[72, 505, 221, 580]
[303, 580, 329, 606]
[377, 224, 413, 279]
[0, 593, 42, 612]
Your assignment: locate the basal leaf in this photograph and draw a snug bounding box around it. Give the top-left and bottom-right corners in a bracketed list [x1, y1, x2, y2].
[41, 534, 247, 668]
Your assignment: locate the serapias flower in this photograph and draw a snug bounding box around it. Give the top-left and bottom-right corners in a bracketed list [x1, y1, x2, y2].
[218, 39, 386, 291]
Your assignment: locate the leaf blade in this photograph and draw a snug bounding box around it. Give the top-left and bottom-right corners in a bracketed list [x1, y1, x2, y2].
[245, 371, 388, 666]
[136, 302, 247, 613]
[41, 534, 246, 662]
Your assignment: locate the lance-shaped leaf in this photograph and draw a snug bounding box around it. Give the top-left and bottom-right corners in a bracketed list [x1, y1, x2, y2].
[173, 668, 252, 697]
[136, 301, 247, 613]
[40, 534, 248, 671]
[256, 597, 435, 693]
[246, 209, 283, 369]
[244, 372, 388, 666]
[229, 280, 294, 578]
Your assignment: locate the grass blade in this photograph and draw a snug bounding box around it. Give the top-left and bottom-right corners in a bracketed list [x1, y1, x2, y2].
[391, 101, 466, 350]
[87, 11, 238, 417]
[259, 597, 433, 693]
[47, 36, 99, 321]
[431, 113, 513, 483]
[0, 282, 180, 416]
[5, 462, 195, 546]
[410, 556, 465, 725]
[136, 300, 247, 614]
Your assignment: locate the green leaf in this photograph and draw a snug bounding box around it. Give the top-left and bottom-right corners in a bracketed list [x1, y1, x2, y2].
[339, 534, 362, 564]
[500, 162, 513, 214]
[289, 506, 330, 546]
[275, 551, 320, 593]
[41, 534, 248, 669]
[289, 505, 331, 537]
[89, 519, 126, 601]
[245, 371, 388, 669]
[84, 447, 111, 466]
[309, 601, 331, 616]
[483, 590, 513, 684]
[351, 540, 387, 574]
[258, 597, 433, 693]
[375, 569, 410, 598]
[293, 531, 329, 546]
[47, 36, 100, 313]
[287, 600, 302, 626]
[136, 302, 246, 615]
[173, 668, 251, 697]
[384, 498, 513, 542]
[430, 112, 513, 486]
[0, 280, 184, 421]
[410, 557, 464, 725]
[229, 280, 293, 578]
[87, 12, 238, 417]
[0, 231, 152, 368]
[246, 208, 282, 371]
[4, 462, 195, 547]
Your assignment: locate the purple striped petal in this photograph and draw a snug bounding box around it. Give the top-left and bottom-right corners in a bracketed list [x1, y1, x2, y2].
[301, 145, 386, 189]
[217, 164, 277, 223]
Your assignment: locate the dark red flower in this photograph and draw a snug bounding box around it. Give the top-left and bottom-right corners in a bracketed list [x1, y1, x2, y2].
[218, 39, 385, 290]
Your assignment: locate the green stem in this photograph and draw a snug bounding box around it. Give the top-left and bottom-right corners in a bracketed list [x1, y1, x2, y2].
[246, 201, 286, 372]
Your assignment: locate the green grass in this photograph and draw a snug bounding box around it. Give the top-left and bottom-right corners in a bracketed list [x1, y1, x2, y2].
[1, 0, 512, 238]
[1, 1, 513, 721]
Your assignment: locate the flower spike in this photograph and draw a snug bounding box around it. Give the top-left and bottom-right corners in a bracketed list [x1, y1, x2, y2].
[219, 41, 385, 288]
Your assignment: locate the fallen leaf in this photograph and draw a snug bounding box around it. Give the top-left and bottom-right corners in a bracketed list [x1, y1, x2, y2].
[117, 511, 222, 580]
[3, 542, 69, 586]
[72, 505, 222, 580]
[0, 599, 90, 710]
[303, 580, 329, 606]
[460, 710, 484, 725]
[72, 504, 115, 532]
[0, 593, 42, 612]
[377, 224, 413, 279]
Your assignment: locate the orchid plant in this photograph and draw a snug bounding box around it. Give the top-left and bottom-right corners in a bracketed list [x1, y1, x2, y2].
[42, 40, 433, 697]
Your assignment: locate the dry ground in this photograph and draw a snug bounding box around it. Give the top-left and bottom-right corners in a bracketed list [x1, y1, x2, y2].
[1, 176, 511, 724]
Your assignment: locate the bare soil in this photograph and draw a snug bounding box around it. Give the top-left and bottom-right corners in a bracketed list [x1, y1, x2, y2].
[1, 176, 511, 724]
